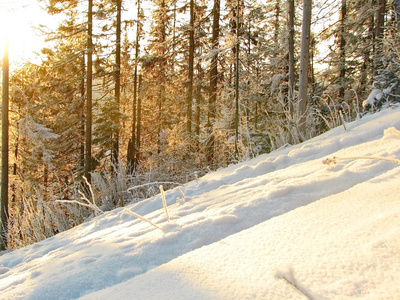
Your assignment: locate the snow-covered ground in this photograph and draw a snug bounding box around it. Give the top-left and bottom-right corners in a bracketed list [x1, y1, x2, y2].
[1, 107, 400, 300]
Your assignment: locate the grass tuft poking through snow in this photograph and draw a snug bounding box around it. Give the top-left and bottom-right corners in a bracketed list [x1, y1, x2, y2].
[276, 269, 328, 300]
[159, 185, 170, 223]
[123, 209, 164, 232]
[56, 176, 103, 216]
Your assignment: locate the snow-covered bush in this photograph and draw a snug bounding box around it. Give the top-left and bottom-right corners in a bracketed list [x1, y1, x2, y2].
[363, 70, 400, 110]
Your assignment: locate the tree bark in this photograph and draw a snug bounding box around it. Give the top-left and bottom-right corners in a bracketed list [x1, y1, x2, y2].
[339, 0, 347, 100]
[1, 39, 9, 250]
[136, 74, 142, 164]
[187, 0, 195, 133]
[234, 0, 241, 160]
[374, 0, 386, 76]
[207, 0, 220, 167]
[297, 0, 312, 138]
[85, 0, 93, 182]
[112, 0, 122, 169]
[288, 0, 295, 119]
[128, 0, 141, 172]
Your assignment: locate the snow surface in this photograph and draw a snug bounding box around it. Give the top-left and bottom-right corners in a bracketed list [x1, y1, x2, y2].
[1, 107, 400, 300]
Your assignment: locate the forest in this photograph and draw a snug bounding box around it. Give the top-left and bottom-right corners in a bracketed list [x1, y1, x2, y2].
[1, 0, 400, 250]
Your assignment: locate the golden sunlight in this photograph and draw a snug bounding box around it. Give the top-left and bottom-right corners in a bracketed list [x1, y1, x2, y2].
[0, 1, 49, 67]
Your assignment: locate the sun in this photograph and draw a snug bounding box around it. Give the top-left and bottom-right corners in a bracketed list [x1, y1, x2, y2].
[0, 1, 49, 67]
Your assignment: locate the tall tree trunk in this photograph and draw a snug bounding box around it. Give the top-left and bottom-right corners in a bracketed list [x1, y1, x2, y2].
[287, 0, 295, 142]
[187, 0, 195, 133]
[85, 0, 93, 182]
[157, 0, 167, 155]
[339, 0, 347, 100]
[358, 0, 375, 95]
[128, 0, 141, 172]
[80, 54, 86, 172]
[297, 0, 312, 138]
[207, 0, 220, 167]
[112, 0, 122, 168]
[136, 74, 142, 164]
[1, 39, 9, 251]
[234, 0, 241, 160]
[195, 62, 203, 142]
[274, 0, 281, 47]
[374, 0, 386, 76]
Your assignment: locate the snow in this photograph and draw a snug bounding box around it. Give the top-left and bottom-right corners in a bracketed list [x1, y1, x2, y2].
[1, 107, 400, 299]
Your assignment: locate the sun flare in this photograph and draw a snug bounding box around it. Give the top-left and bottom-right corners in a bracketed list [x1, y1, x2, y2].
[0, 1, 49, 66]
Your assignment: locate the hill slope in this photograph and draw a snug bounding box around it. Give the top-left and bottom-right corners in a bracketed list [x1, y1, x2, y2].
[1, 107, 400, 299]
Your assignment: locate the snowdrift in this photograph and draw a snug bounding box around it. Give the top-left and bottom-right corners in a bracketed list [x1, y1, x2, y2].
[1, 107, 400, 299]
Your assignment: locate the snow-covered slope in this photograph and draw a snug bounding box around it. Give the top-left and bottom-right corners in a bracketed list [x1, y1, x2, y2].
[1, 107, 400, 300]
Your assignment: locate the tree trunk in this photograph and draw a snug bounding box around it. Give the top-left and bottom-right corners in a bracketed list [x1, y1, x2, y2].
[207, 0, 220, 167]
[339, 0, 347, 100]
[112, 0, 122, 169]
[374, 0, 386, 76]
[128, 0, 141, 172]
[136, 74, 142, 164]
[234, 0, 241, 160]
[187, 0, 195, 134]
[80, 54, 85, 172]
[1, 39, 9, 250]
[297, 0, 312, 138]
[157, 0, 167, 155]
[287, 0, 295, 136]
[85, 0, 93, 182]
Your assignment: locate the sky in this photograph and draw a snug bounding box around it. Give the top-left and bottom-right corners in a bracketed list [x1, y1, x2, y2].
[0, 105, 399, 299]
[0, 0, 53, 67]
[0, 0, 336, 72]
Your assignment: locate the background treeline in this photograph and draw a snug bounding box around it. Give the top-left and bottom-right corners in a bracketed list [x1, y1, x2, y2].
[2, 0, 400, 248]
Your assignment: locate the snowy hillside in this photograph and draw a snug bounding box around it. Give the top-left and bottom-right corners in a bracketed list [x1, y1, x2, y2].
[1, 107, 400, 300]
